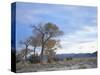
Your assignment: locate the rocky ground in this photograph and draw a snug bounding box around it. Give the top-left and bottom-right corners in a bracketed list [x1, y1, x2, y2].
[16, 57, 97, 73]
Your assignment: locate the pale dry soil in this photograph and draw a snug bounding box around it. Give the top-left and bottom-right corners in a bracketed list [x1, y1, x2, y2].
[16, 57, 97, 73]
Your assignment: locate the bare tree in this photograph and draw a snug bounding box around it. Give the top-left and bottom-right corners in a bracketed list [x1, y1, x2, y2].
[29, 35, 41, 56]
[32, 22, 63, 63]
[19, 38, 31, 61]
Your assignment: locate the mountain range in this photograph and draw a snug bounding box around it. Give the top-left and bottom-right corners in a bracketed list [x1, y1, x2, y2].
[55, 51, 97, 59]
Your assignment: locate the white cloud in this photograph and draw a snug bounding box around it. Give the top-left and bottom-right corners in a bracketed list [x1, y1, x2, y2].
[56, 25, 97, 54]
[56, 41, 97, 54]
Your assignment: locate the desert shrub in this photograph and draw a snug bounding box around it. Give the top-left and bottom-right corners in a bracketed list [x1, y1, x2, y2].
[53, 57, 60, 62]
[16, 58, 21, 63]
[47, 58, 52, 63]
[47, 56, 55, 63]
[16, 54, 22, 63]
[65, 57, 73, 61]
[28, 55, 40, 63]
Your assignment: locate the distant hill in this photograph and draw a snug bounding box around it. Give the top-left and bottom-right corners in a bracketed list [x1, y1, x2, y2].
[92, 51, 97, 56]
[55, 51, 97, 60]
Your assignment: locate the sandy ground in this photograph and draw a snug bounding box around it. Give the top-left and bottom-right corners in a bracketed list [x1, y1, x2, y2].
[16, 57, 97, 73]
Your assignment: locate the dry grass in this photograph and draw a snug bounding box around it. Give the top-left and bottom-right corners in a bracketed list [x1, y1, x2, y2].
[16, 57, 97, 73]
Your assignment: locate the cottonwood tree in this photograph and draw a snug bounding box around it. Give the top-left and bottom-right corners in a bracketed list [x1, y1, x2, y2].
[31, 22, 63, 62]
[29, 35, 41, 56]
[19, 38, 31, 61]
[45, 39, 61, 63]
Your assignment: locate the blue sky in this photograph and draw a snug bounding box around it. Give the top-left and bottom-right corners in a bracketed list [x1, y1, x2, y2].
[15, 2, 97, 54]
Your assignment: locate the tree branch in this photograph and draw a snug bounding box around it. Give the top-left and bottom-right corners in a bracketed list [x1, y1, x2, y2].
[44, 35, 52, 44]
[32, 25, 44, 35]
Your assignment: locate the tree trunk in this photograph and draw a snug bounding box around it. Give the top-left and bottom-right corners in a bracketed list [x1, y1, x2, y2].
[25, 45, 28, 61]
[40, 45, 44, 62]
[40, 34, 45, 63]
[40, 34, 51, 63]
[33, 46, 36, 56]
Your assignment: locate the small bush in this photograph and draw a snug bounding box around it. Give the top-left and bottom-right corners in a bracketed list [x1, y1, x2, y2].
[16, 54, 22, 63]
[65, 57, 73, 61]
[53, 57, 60, 62]
[28, 55, 40, 64]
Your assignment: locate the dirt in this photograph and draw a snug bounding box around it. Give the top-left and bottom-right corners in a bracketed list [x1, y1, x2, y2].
[16, 57, 97, 73]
